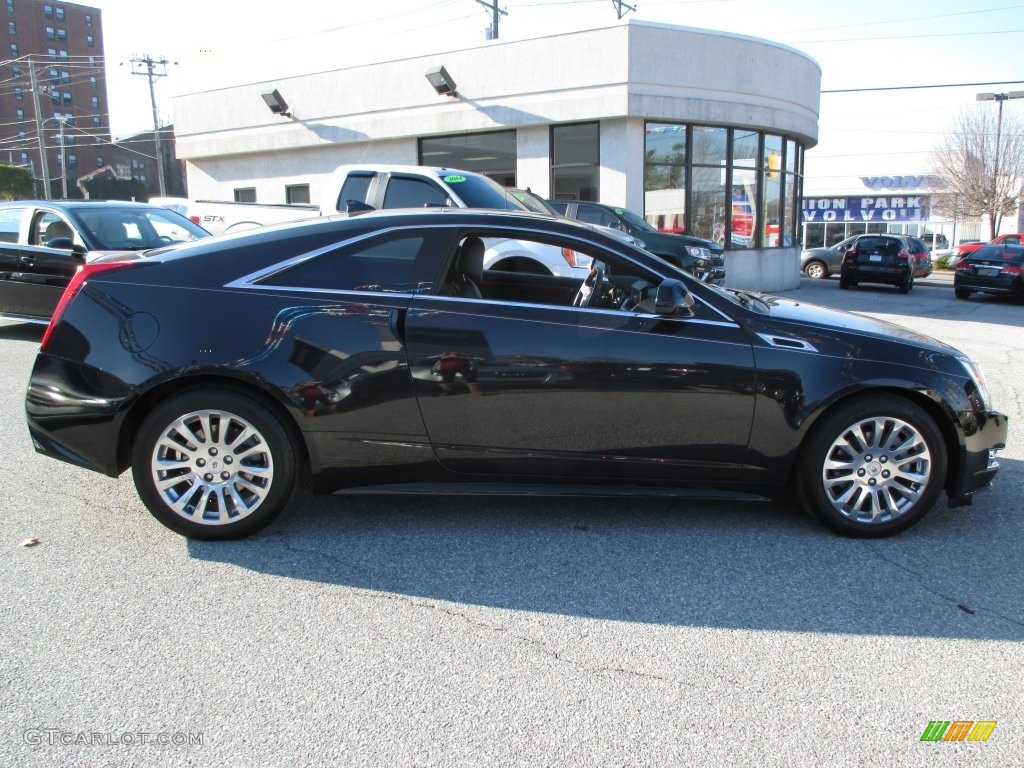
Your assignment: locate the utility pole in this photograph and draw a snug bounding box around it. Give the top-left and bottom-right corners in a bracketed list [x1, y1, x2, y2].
[476, 0, 507, 40]
[27, 59, 52, 200]
[129, 54, 173, 197]
[611, 0, 636, 19]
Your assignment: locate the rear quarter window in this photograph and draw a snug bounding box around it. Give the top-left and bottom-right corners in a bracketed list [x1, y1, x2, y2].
[257, 230, 449, 293]
[0, 207, 24, 243]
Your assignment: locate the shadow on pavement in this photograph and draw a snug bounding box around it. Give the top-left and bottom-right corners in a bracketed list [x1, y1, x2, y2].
[189, 456, 1024, 642]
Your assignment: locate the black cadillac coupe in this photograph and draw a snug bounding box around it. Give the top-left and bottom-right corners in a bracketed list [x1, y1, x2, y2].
[25, 209, 1007, 540]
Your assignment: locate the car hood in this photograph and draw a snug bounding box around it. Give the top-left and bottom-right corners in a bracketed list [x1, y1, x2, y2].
[758, 294, 959, 356]
[642, 230, 721, 255]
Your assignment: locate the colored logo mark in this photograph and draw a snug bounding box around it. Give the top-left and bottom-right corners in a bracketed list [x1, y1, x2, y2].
[920, 720, 996, 742]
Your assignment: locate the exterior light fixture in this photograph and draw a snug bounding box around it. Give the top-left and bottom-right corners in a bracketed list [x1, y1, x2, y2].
[425, 66, 458, 97]
[261, 88, 291, 117]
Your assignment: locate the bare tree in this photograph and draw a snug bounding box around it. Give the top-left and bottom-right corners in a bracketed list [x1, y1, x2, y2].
[931, 105, 1024, 240]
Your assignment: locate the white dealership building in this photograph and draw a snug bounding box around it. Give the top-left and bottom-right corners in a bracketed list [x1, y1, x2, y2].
[174, 20, 821, 290]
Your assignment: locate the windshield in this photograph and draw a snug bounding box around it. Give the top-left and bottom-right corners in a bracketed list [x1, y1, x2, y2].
[72, 207, 211, 251]
[434, 171, 529, 211]
[617, 207, 658, 233]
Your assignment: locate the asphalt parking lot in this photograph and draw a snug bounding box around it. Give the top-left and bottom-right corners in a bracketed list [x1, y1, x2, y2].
[1, 271, 1021, 767]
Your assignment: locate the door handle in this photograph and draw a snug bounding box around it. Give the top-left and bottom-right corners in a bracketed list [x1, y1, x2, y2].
[18, 255, 34, 265]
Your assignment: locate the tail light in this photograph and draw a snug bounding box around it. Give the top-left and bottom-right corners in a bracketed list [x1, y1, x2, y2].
[41, 261, 140, 350]
[1004, 264, 1022, 276]
[897, 250, 910, 262]
[561, 247, 593, 269]
[955, 260, 971, 272]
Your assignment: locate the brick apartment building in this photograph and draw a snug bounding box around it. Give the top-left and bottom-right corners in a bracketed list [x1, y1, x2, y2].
[1, 0, 112, 197]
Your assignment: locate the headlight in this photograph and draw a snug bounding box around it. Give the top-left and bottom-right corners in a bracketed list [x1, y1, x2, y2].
[685, 245, 710, 261]
[958, 356, 992, 410]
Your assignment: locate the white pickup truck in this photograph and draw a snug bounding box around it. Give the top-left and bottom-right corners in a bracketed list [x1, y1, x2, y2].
[155, 166, 616, 278]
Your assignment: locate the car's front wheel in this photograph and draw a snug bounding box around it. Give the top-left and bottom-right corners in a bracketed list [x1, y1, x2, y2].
[131, 389, 300, 539]
[796, 396, 947, 537]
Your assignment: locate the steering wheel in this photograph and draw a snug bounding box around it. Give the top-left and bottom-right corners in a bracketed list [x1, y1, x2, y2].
[573, 263, 606, 308]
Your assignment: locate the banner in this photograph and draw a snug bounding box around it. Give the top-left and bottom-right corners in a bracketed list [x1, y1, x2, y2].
[802, 195, 929, 224]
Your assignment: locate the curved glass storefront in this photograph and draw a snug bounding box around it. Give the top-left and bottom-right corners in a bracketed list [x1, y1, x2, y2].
[644, 122, 804, 250]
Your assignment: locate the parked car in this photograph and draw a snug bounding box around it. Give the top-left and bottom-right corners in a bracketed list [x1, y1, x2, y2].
[548, 200, 726, 285]
[839, 234, 918, 293]
[803, 234, 931, 280]
[951, 234, 1023, 265]
[953, 243, 1024, 301]
[25, 209, 1006, 541]
[0, 200, 210, 323]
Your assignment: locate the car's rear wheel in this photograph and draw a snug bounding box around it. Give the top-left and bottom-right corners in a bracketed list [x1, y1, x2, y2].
[804, 260, 828, 279]
[131, 389, 299, 540]
[839, 274, 851, 290]
[898, 274, 913, 294]
[796, 396, 947, 537]
[955, 287, 972, 300]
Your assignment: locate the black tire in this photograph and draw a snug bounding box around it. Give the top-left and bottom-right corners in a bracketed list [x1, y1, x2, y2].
[839, 275, 851, 290]
[804, 260, 828, 280]
[898, 275, 912, 294]
[795, 395, 947, 538]
[954, 287, 971, 300]
[131, 389, 299, 540]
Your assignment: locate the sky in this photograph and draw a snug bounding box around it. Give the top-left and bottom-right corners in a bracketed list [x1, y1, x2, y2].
[86, 0, 1024, 194]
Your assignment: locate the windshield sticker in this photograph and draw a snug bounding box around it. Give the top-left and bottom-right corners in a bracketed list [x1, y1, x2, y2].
[614, 208, 624, 215]
[444, 175, 467, 184]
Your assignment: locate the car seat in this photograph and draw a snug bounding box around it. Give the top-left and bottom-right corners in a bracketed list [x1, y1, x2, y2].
[43, 220, 74, 247]
[443, 237, 484, 298]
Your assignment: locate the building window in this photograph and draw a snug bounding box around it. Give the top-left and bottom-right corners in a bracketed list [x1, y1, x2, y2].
[96, 156, 103, 167]
[47, 48, 56, 59]
[45, 25, 55, 39]
[11, 65, 20, 77]
[63, 91, 72, 103]
[550, 122, 600, 201]
[60, 69, 69, 83]
[48, 68, 57, 80]
[234, 188, 257, 203]
[92, 116, 100, 127]
[86, 34, 93, 47]
[90, 96, 98, 109]
[87, 56, 96, 66]
[20, 151, 29, 165]
[65, 134, 74, 145]
[89, 76, 97, 88]
[6, 1, 14, 14]
[286, 184, 311, 204]
[9, 42, 16, 55]
[85, 14, 92, 27]
[14, 86, 22, 100]
[55, 6, 64, 21]
[8, 20, 15, 34]
[44, 4, 53, 17]
[417, 129, 517, 185]
[66, 153, 77, 168]
[15, 107, 24, 121]
[644, 122, 802, 249]
[57, 27, 66, 40]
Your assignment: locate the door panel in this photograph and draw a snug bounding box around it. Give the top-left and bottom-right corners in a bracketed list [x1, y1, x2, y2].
[406, 296, 756, 482]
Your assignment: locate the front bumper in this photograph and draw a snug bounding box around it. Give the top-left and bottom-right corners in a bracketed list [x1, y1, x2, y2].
[948, 409, 1009, 502]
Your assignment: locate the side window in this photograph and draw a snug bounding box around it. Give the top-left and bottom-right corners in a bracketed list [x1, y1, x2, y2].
[0, 207, 25, 243]
[31, 212, 77, 247]
[382, 177, 450, 209]
[336, 173, 373, 211]
[1004, 235, 1020, 245]
[257, 231, 447, 294]
[575, 204, 617, 228]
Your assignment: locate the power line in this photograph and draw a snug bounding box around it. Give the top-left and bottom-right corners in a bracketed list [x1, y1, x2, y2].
[822, 80, 1024, 94]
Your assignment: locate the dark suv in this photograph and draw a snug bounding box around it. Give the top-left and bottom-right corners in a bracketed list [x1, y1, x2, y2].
[548, 200, 725, 285]
[839, 234, 917, 293]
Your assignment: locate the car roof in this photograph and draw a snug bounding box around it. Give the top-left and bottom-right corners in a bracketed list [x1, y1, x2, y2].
[0, 199, 170, 211]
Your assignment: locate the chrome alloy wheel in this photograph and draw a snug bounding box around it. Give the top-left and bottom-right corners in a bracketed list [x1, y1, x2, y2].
[150, 409, 275, 525]
[821, 416, 932, 525]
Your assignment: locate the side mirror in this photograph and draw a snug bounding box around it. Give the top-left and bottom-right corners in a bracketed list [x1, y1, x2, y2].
[655, 279, 695, 317]
[46, 237, 86, 255]
[345, 199, 376, 215]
